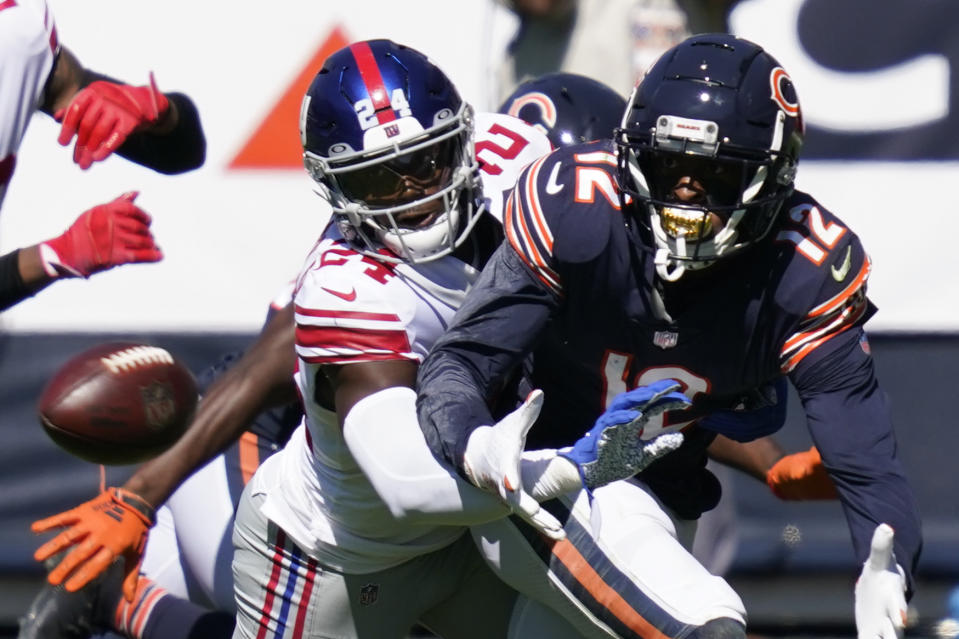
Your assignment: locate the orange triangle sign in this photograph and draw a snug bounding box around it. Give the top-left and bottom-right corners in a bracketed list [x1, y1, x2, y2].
[229, 26, 350, 169]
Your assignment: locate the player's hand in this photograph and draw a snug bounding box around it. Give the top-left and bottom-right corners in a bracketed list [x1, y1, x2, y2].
[766, 446, 839, 500]
[55, 72, 170, 169]
[855, 523, 907, 639]
[560, 379, 689, 490]
[39, 192, 163, 278]
[32, 487, 156, 602]
[463, 390, 565, 540]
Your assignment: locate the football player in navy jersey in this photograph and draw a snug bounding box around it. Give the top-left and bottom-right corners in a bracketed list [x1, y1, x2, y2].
[417, 33, 919, 639]
[498, 70, 835, 517]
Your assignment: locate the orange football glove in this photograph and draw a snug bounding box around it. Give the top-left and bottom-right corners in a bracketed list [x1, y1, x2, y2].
[32, 487, 156, 602]
[765, 446, 839, 501]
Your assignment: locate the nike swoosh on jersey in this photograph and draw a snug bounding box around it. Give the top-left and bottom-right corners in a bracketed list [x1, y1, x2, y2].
[321, 286, 357, 302]
[831, 246, 852, 282]
[545, 161, 564, 195]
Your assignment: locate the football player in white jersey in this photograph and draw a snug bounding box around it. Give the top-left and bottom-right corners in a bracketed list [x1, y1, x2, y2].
[230, 38, 572, 639]
[0, 0, 204, 309]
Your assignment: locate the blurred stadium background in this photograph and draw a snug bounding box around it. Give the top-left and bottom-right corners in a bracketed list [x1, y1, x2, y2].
[2, 0, 958, 636]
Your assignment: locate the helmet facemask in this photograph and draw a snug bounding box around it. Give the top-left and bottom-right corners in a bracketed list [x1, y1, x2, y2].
[619, 112, 796, 281]
[304, 102, 483, 264]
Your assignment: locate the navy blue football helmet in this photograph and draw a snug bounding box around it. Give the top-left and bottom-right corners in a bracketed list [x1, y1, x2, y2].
[617, 34, 804, 281]
[300, 39, 480, 263]
[499, 72, 627, 149]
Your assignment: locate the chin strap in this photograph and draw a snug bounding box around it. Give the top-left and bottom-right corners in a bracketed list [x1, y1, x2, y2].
[655, 247, 685, 282]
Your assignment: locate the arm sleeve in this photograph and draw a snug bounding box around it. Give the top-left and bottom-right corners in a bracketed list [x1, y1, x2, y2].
[416, 241, 559, 475]
[0, 249, 32, 311]
[790, 328, 922, 597]
[343, 386, 510, 525]
[79, 69, 206, 174]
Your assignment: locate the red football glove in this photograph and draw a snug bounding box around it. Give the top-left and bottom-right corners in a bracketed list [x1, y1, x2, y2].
[32, 487, 156, 602]
[39, 192, 163, 278]
[766, 446, 840, 501]
[55, 72, 170, 170]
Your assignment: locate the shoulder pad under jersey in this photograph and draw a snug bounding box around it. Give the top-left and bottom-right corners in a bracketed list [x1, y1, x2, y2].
[503, 139, 622, 295]
[293, 230, 419, 366]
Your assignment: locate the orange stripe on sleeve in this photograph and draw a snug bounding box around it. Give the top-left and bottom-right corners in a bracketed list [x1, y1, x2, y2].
[514, 184, 549, 270]
[505, 184, 563, 293]
[781, 299, 868, 372]
[523, 157, 554, 253]
[807, 256, 871, 319]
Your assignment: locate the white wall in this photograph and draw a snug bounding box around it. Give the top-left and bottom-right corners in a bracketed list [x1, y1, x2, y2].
[2, 0, 955, 332]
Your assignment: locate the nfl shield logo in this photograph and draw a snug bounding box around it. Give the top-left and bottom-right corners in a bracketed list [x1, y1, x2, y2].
[359, 583, 379, 606]
[384, 124, 400, 138]
[141, 382, 176, 430]
[653, 330, 678, 350]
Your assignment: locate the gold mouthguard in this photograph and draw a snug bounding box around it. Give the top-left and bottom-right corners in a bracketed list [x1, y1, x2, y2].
[661, 207, 713, 240]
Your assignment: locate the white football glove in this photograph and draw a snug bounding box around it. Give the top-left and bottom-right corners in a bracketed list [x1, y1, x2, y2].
[463, 390, 565, 540]
[855, 523, 907, 639]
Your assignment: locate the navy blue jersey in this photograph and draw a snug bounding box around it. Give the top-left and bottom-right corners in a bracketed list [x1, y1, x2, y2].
[416, 140, 921, 591]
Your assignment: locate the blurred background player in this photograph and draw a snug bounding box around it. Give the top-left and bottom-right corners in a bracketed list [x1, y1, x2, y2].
[498, 71, 629, 149]
[489, 0, 739, 105]
[417, 33, 919, 639]
[0, 0, 204, 310]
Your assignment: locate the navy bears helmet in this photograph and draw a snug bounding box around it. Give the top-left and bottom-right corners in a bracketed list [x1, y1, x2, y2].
[499, 72, 627, 149]
[617, 34, 805, 281]
[300, 39, 481, 263]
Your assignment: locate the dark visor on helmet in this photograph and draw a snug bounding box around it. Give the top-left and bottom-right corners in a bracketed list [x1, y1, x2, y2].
[638, 152, 755, 211]
[336, 136, 462, 207]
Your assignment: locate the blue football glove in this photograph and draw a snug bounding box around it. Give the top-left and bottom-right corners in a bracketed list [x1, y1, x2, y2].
[560, 380, 690, 490]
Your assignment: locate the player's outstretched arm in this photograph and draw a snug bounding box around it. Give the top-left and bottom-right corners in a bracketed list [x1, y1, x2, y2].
[331, 356, 563, 538]
[40, 47, 205, 173]
[32, 303, 297, 600]
[0, 192, 162, 311]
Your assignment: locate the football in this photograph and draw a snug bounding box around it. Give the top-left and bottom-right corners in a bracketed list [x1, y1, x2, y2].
[38, 342, 198, 465]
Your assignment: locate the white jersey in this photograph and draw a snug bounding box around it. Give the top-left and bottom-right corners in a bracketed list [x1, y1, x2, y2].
[0, 0, 57, 209]
[251, 111, 550, 574]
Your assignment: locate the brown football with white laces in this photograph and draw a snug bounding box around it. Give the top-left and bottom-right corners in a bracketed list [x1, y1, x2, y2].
[38, 342, 197, 465]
